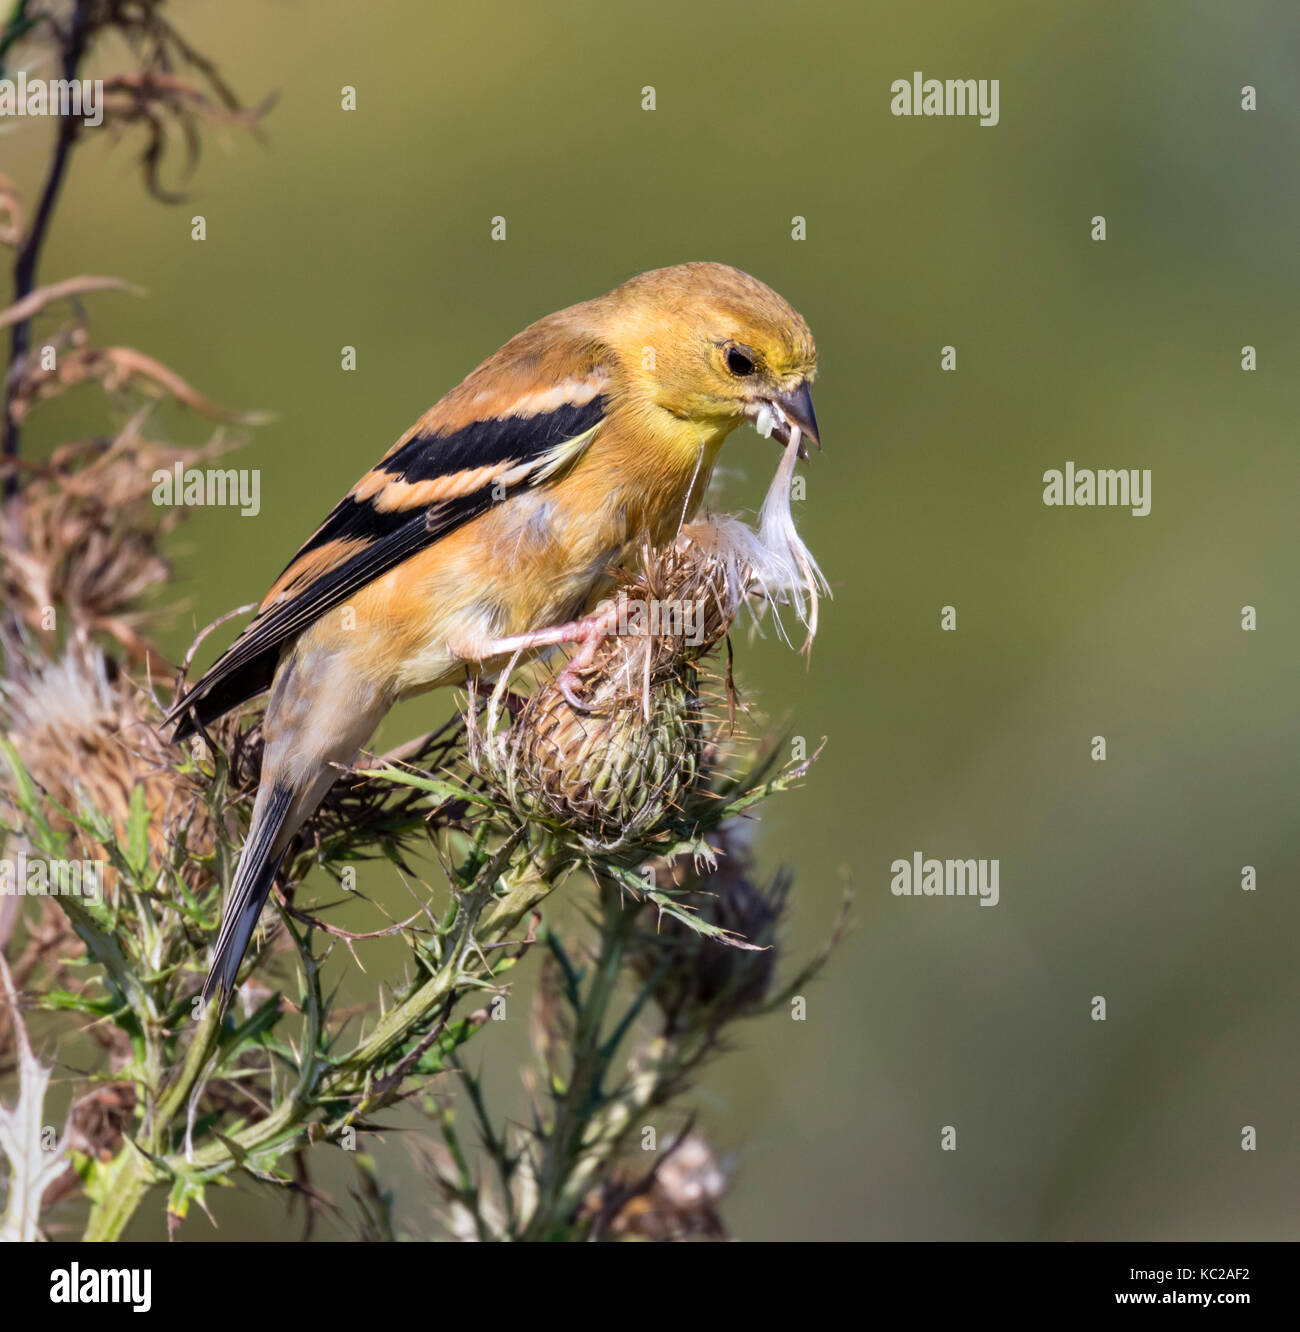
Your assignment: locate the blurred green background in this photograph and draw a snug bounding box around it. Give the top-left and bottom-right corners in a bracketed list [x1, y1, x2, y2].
[6, 0, 1299, 1239]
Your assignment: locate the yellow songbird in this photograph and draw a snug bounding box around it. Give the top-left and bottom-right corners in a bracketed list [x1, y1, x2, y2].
[167, 262, 820, 1006]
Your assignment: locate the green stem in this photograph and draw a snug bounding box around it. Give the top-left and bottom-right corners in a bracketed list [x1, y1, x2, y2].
[339, 849, 552, 1073]
[82, 1143, 160, 1243]
[82, 1001, 222, 1241]
[80, 832, 562, 1235]
[148, 997, 222, 1146]
[157, 852, 556, 1186]
[521, 879, 634, 1240]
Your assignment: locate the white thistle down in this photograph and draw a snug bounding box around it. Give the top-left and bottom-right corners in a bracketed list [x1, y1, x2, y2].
[681, 425, 828, 650]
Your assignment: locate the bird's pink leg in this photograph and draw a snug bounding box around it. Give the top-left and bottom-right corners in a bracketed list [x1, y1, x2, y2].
[460, 603, 621, 709]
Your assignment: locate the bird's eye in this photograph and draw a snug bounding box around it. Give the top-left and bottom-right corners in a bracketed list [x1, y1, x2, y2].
[725, 346, 756, 377]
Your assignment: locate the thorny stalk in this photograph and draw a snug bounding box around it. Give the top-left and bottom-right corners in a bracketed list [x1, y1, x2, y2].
[3, 0, 93, 533]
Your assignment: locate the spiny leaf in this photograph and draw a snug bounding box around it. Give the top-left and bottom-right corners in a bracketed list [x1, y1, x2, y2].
[0, 958, 70, 1241]
[124, 783, 151, 879]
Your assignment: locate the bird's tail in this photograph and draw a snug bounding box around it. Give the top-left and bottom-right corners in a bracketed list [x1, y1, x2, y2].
[202, 781, 295, 1011]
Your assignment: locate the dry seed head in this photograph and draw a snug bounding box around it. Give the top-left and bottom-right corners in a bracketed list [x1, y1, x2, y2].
[504, 663, 704, 850]
[474, 511, 820, 850]
[585, 1132, 730, 1241]
[3, 427, 236, 665]
[629, 820, 790, 1029]
[476, 515, 763, 850]
[0, 643, 214, 878]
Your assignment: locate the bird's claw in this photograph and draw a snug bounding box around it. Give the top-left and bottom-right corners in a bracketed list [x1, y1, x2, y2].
[555, 667, 591, 712]
[551, 613, 615, 712]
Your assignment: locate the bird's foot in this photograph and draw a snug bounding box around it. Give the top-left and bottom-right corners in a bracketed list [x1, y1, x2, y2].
[472, 604, 620, 713]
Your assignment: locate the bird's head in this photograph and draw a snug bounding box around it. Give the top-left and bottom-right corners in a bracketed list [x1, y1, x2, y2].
[597, 262, 820, 453]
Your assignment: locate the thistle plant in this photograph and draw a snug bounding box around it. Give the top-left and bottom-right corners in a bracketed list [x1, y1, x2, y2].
[0, 1, 847, 1243]
[2, 509, 846, 1241]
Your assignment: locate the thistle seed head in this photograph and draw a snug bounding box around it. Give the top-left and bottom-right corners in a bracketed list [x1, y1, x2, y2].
[629, 820, 791, 1031]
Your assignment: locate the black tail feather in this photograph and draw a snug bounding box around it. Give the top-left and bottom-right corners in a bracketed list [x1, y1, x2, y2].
[203, 782, 294, 1010]
[169, 650, 278, 740]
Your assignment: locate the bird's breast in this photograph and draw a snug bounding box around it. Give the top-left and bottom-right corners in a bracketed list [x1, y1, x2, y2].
[330, 485, 622, 697]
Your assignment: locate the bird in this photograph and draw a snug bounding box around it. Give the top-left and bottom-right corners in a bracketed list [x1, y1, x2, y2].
[165, 261, 820, 1010]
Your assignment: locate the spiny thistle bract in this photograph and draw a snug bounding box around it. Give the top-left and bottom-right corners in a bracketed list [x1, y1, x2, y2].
[507, 665, 705, 850]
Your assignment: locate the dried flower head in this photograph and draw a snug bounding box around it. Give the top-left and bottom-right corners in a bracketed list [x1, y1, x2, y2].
[588, 1131, 731, 1241]
[3, 424, 238, 667]
[503, 666, 704, 851]
[0, 640, 213, 877]
[472, 510, 815, 856]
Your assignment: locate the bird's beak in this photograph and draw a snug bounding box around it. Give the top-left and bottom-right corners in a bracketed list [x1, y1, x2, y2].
[774, 381, 820, 451]
[747, 381, 821, 457]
